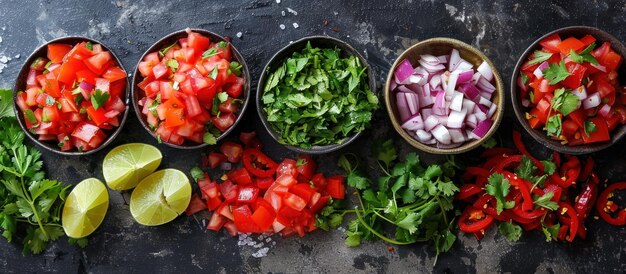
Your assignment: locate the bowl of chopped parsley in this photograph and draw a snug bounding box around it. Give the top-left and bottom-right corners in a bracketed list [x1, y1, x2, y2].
[257, 36, 379, 154]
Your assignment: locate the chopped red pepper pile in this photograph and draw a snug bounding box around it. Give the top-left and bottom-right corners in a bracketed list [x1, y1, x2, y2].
[456, 130, 600, 242]
[185, 132, 346, 238]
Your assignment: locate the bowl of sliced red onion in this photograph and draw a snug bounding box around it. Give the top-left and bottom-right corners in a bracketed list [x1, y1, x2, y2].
[385, 37, 505, 154]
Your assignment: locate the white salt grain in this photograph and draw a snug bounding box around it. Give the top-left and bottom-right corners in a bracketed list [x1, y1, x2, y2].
[281, 10, 285, 16]
[279, 24, 286, 30]
[236, 32, 243, 38]
[287, 8, 297, 15]
[275, 0, 280, 3]
[293, 23, 299, 29]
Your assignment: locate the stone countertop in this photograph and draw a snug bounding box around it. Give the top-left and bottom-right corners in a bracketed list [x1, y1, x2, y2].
[0, 0, 625, 273]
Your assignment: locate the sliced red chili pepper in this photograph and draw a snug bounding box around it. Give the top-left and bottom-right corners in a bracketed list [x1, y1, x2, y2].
[574, 180, 597, 220]
[557, 224, 569, 241]
[558, 202, 579, 242]
[519, 220, 541, 231]
[503, 172, 534, 211]
[494, 155, 523, 172]
[552, 151, 561, 167]
[242, 148, 278, 178]
[456, 184, 483, 201]
[596, 182, 626, 226]
[579, 157, 594, 182]
[458, 206, 495, 233]
[512, 130, 544, 172]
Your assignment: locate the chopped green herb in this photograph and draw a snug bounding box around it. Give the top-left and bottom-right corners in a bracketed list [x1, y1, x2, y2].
[521, 73, 529, 85]
[209, 67, 218, 80]
[569, 42, 598, 65]
[296, 158, 307, 167]
[23, 109, 37, 123]
[528, 50, 553, 65]
[159, 42, 178, 57]
[551, 88, 580, 116]
[486, 173, 515, 214]
[545, 115, 562, 138]
[203, 132, 217, 145]
[217, 92, 228, 103]
[166, 59, 179, 73]
[217, 41, 227, 48]
[85, 42, 93, 51]
[533, 192, 559, 211]
[190, 167, 205, 181]
[229, 61, 242, 76]
[90, 89, 109, 110]
[584, 120, 597, 136]
[542, 61, 571, 85]
[498, 222, 522, 241]
[202, 48, 219, 59]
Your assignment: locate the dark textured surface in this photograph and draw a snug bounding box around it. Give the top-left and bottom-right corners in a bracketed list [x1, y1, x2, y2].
[0, 0, 625, 273]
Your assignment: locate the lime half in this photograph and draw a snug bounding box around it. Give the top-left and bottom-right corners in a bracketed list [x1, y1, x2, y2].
[62, 178, 109, 238]
[103, 143, 162, 191]
[130, 169, 191, 226]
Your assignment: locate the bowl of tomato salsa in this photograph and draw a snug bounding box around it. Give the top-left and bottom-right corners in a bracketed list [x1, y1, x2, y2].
[14, 36, 130, 155]
[511, 26, 626, 154]
[132, 28, 250, 149]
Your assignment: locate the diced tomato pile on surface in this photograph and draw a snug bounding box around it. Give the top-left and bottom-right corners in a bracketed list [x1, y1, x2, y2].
[517, 33, 626, 145]
[185, 132, 346, 238]
[457, 131, 599, 242]
[136, 29, 245, 146]
[16, 41, 127, 152]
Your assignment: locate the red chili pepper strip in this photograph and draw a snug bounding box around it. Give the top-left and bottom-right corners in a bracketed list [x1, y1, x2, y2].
[242, 149, 278, 178]
[552, 151, 561, 167]
[456, 184, 483, 201]
[494, 155, 523, 172]
[575, 177, 598, 220]
[512, 130, 544, 172]
[558, 202, 579, 242]
[458, 206, 495, 233]
[596, 182, 626, 226]
[503, 172, 534, 211]
[579, 157, 594, 182]
[463, 167, 491, 181]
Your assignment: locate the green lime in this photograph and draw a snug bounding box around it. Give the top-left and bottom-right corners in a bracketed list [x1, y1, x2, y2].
[103, 143, 162, 191]
[62, 178, 109, 238]
[130, 169, 191, 226]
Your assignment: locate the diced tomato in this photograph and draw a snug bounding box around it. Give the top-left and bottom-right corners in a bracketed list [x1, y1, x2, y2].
[206, 196, 222, 211]
[251, 206, 274, 231]
[223, 221, 238, 236]
[187, 31, 211, 52]
[152, 63, 169, 80]
[84, 51, 112, 75]
[42, 106, 60, 122]
[289, 183, 316, 203]
[581, 117, 610, 144]
[102, 66, 127, 82]
[326, 176, 346, 199]
[232, 205, 260, 233]
[275, 175, 297, 187]
[47, 43, 72, 63]
[539, 34, 562, 53]
[276, 159, 298, 177]
[256, 177, 274, 190]
[225, 77, 244, 98]
[228, 168, 253, 185]
[43, 78, 61, 97]
[57, 58, 86, 84]
[71, 122, 100, 142]
[218, 98, 239, 114]
[309, 195, 330, 213]
[562, 62, 586, 89]
[207, 213, 227, 231]
[237, 186, 259, 203]
[296, 155, 316, 180]
[602, 51, 622, 72]
[185, 194, 207, 216]
[219, 180, 239, 202]
[86, 106, 108, 126]
[212, 113, 236, 132]
[218, 204, 234, 220]
[65, 42, 94, 61]
[557, 37, 585, 54]
[220, 141, 243, 163]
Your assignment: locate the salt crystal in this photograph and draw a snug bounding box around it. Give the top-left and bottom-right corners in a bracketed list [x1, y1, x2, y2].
[279, 24, 286, 30]
[281, 11, 285, 16]
[287, 8, 297, 15]
[293, 23, 299, 29]
[265, 238, 272, 243]
[275, 0, 280, 3]
[236, 32, 242, 38]
[0, 56, 9, 63]
[0, 37, 3, 43]
[14, 54, 19, 59]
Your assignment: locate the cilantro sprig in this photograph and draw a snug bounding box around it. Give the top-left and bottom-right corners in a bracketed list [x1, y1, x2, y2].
[569, 42, 598, 65]
[551, 88, 580, 116]
[542, 61, 570, 85]
[325, 140, 459, 265]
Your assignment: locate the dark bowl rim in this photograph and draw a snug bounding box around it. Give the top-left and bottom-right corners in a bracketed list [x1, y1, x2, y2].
[130, 28, 251, 150]
[256, 35, 375, 154]
[510, 25, 626, 155]
[384, 37, 506, 155]
[13, 35, 130, 156]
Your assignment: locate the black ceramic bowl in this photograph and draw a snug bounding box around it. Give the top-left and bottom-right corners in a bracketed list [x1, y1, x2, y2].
[511, 26, 626, 155]
[13, 36, 130, 156]
[256, 36, 376, 154]
[131, 28, 251, 149]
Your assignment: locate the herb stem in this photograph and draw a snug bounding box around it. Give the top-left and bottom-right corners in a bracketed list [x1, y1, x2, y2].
[354, 207, 415, 245]
[371, 210, 395, 224]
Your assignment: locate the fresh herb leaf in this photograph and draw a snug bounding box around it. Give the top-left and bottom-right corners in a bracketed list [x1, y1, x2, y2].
[545, 115, 562, 138]
[85, 42, 93, 51]
[190, 167, 205, 181]
[0, 89, 15, 118]
[498, 222, 522, 241]
[159, 42, 178, 57]
[551, 88, 580, 116]
[296, 158, 307, 167]
[203, 132, 217, 145]
[540, 160, 556, 176]
[533, 192, 559, 211]
[485, 173, 513, 214]
[584, 120, 597, 136]
[23, 109, 37, 124]
[521, 73, 529, 85]
[481, 137, 497, 149]
[202, 48, 219, 59]
[543, 61, 570, 85]
[229, 61, 242, 76]
[542, 223, 560, 242]
[209, 67, 218, 80]
[528, 50, 553, 65]
[68, 237, 89, 248]
[217, 92, 228, 103]
[568, 42, 598, 65]
[217, 41, 227, 48]
[166, 59, 179, 73]
[90, 89, 109, 110]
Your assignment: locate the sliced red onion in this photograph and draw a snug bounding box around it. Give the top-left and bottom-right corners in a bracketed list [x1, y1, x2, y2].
[472, 72, 481, 85]
[437, 55, 449, 63]
[432, 125, 452, 144]
[487, 104, 497, 119]
[476, 77, 496, 93]
[47, 63, 61, 72]
[477, 61, 493, 81]
[395, 59, 414, 84]
[414, 66, 429, 79]
[423, 84, 432, 97]
[409, 75, 427, 85]
[480, 91, 493, 101]
[437, 142, 462, 149]
[396, 92, 411, 121]
[472, 119, 493, 138]
[423, 138, 437, 145]
[424, 115, 440, 131]
[466, 114, 477, 128]
[449, 49, 461, 71]
[517, 75, 528, 93]
[434, 90, 446, 108]
[522, 98, 530, 107]
[419, 59, 445, 73]
[590, 63, 607, 73]
[402, 113, 424, 130]
[390, 80, 398, 92]
[475, 111, 487, 122]
[405, 83, 423, 94]
[450, 92, 464, 112]
[96, 78, 110, 93]
[462, 98, 476, 113]
[583, 93, 601, 109]
[448, 129, 466, 143]
[105, 110, 120, 118]
[415, 129, 433, 142]
[456, 70, 474, 83]
[429, 74, 442, 90]
[571, 86, 587, 101]
[79, 81, 95, 91]
[405, 93, 419, 115]
[420, 54, 440, 65]
[533, 61, 549, 78]
[598, 104, 612, 117]
[475, 103, 489, 114]
[447, 110, 466, 129]
[435, 115, 449, 126]
[479, 96, 492, 107]
[441, 73, 449, 92]
[446, 72, 458, 97]
[455, 61, 473, 72]
[397, 85, 414, 94]
[459, 83, 480, 101]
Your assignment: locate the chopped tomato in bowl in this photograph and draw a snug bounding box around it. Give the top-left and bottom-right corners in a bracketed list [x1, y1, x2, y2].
[132, 28, 250, 149]
[13, 36, 129, 155]
[511, 26, 626, 154]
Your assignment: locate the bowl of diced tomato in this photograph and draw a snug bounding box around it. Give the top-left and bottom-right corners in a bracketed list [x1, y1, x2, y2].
[133, 28, 250, 149]
[512, 26, 626, 154]
[14, 36, 129, 155]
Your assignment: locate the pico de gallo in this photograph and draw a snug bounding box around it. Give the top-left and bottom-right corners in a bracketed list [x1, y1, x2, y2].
[136, 29, 245, 146]
[16, 41, 127, 152]
[517, 33, 626, 145]
[185, 132, 346, 238]
[457, 131, 599, 242]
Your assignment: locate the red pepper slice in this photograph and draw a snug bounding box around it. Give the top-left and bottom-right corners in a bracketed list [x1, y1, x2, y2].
[579, 157, 595, 182]
[574, 177, 598, 220]
[494, 155, 523, 172]
[596, 182, 626, 226]
[458, 206, 495, 233]
[558, 202, 579, 242]
[512, 131, 544, 172]
[503, 172, 534, 212]
[463, 167, 491, 181]
[242, 148, 278, 178]
[456, 184, 483, 201]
